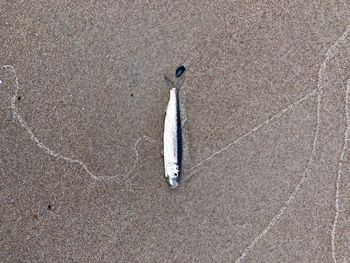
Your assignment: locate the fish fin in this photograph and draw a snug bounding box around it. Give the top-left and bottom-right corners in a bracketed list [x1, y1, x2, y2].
[161, 149, 164, 156]
[164, 75, 175, 89]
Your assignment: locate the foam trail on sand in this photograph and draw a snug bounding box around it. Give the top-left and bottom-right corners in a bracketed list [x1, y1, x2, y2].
[331, 80, 350, 263]
[235, 24, 350, 263]
[234, 87, 321, 262]
[186, 88, 317, 178]
[2, 65, 154, 183]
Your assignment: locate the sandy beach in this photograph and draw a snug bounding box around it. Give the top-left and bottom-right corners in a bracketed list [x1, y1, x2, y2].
[1, 1, 350, 262]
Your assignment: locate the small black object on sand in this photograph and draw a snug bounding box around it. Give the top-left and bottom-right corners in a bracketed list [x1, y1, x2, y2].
[175, 65, 186, 78]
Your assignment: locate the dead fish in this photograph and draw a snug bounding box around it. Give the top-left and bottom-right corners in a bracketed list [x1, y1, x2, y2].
[163, 87, 181, 188]
[163, 66, 185, 188]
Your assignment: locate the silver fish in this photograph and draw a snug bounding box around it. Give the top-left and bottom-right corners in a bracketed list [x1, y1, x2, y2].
[163, 85, 181, 188]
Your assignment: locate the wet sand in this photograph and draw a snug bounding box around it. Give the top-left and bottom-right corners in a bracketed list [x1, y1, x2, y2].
[1, 1, 350, 262]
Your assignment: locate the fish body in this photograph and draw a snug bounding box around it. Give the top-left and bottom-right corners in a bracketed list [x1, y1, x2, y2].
[163, 87, 181, 188]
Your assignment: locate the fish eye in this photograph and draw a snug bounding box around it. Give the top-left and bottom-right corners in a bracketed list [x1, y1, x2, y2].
[173, 173, 178, 177]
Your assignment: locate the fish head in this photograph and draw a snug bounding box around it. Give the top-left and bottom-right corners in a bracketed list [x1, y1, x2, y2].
[165, 163, 180, 188]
